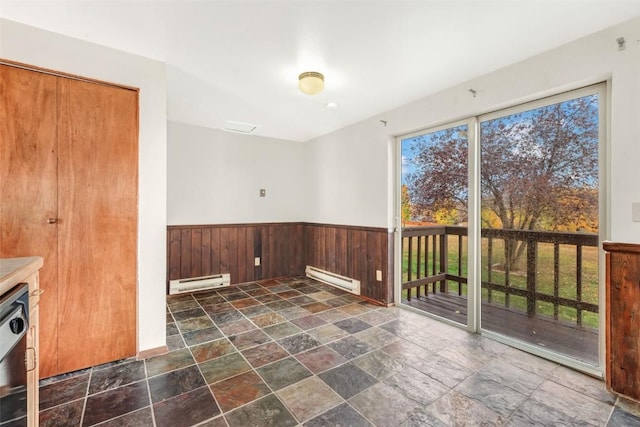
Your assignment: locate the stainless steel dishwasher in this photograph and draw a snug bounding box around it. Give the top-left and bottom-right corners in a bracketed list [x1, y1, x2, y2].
[0, 283, 29, 427]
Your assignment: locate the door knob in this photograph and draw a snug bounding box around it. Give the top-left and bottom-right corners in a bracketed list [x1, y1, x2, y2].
[47, 218, 58, 224]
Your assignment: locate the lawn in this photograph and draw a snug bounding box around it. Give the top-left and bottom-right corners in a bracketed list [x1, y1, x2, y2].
[401, 232, 599, 329]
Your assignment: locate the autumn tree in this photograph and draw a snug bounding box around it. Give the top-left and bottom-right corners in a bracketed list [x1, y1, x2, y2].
[406, 94, 599, 269]
[406, 126, 469, 222]
[540, 187, 598, 232]
[401, 185, 412, 224]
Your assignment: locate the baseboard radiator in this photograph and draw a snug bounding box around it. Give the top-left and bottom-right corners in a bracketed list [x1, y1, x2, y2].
[305, 265, 361, 295]
[169, 273, 231, 295]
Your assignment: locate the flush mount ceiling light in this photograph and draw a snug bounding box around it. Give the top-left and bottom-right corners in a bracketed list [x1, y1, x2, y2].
[298, 71, 324, 95]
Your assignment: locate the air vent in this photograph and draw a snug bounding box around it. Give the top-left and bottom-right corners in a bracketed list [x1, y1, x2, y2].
[223, 121, 258, 134]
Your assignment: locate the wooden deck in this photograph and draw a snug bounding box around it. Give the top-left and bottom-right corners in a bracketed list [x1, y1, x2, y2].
[402, 292, 598, 365]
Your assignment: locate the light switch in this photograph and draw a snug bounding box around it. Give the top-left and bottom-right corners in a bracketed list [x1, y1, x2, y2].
[260, 189, 266, 197]
[633, 203, 640, 222]
[254, 257, 261, 266]
[376, 270, 382, 281]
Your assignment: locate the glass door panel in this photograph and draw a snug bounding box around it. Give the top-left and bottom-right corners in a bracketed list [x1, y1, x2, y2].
[479, 89, 601, 365]
[400, 123, 469, 325]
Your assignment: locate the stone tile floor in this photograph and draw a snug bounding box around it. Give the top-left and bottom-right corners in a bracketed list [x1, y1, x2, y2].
[38, 276, 640, 426]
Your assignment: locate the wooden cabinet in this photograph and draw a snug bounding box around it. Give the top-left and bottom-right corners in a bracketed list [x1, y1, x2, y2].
[603, 242, 640, 401]
[25, 264, 42, 427]
[0, 256, 43, 427]
[0, 63, 138, 378]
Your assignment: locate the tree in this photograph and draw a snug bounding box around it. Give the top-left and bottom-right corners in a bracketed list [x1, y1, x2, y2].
[540, 187, 598, 232]
[406, 94, 599, 269]
[433, 207, 461, 225]
[406, 126, 469, 221]
[401, 185, 412, 224]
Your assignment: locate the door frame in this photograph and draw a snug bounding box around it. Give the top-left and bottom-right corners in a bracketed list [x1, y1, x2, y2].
[394, 82, 608, 377]
[477, 82, 607, 377]
[394, 117, 477, 333]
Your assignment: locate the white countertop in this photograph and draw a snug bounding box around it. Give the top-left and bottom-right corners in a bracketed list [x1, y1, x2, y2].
[0, 256, 43, 296]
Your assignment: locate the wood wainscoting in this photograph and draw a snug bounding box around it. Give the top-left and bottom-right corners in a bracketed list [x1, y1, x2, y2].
[167, 223, 305, 287]
[167, 222, 393, 305]
[304, 224, 393, 305]
[603, 242, 640, 401]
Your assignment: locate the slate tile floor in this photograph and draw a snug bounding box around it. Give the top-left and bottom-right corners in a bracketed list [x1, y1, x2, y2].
[39, 277, 640, 426]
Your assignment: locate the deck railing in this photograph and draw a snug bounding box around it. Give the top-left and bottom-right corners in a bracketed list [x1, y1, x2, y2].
[401, 225, 599, 327]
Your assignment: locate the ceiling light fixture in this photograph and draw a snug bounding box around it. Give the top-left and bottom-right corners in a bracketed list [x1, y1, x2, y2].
[298, 71, 324, 95]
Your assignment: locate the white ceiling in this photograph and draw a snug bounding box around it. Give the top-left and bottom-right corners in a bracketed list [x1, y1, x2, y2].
[2, 1, 640, 142]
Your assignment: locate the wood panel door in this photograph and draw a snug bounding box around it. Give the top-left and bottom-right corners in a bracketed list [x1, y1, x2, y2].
[56, 78, 138, 373]
[0, 64, 60, 377]
[1, 64, 138, 376]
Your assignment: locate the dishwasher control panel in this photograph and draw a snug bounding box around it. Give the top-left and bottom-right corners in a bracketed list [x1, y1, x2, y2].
[0, 283, 29, 361]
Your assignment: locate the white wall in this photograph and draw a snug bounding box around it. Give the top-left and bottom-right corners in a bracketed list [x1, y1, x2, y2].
[0, 19, 168, 353]
[305, 17, 640, 244]
[167, 122, 306, 225]
[304, 123, 391, 228]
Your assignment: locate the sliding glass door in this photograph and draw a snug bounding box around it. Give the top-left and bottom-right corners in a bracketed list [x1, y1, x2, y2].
[399, 121, 471, 326]
[479, 86, 603, 365]
[397, 83, 605, 369]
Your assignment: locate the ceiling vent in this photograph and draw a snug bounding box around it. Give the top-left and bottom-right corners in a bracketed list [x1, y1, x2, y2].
[223, 121, 259, 134]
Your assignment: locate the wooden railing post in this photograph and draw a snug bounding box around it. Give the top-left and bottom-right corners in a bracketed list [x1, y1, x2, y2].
[407, 236, 412, 301]
[439, 234, 448, 293]
[576, 244, 583, 326]
[553, 242, 560, 320]
[416, 236, 422, 298]
[526, 236, 537, 317]
[457, 234, 463, 296]
[487, 237, 493, 303]
[432, 235, 437, 294]
[505, 237, 511, 308]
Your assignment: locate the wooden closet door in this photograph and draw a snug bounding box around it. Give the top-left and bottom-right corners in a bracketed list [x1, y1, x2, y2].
[56, 78, 138, 373]
[0, 64, 60, 378]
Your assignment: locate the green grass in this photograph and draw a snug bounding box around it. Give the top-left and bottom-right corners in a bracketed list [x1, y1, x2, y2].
[401, 234, 599, 329]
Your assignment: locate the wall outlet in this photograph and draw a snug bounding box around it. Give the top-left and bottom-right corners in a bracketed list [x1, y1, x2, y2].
[254, 257, 261, 266]
[376, 270, 382, 281]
